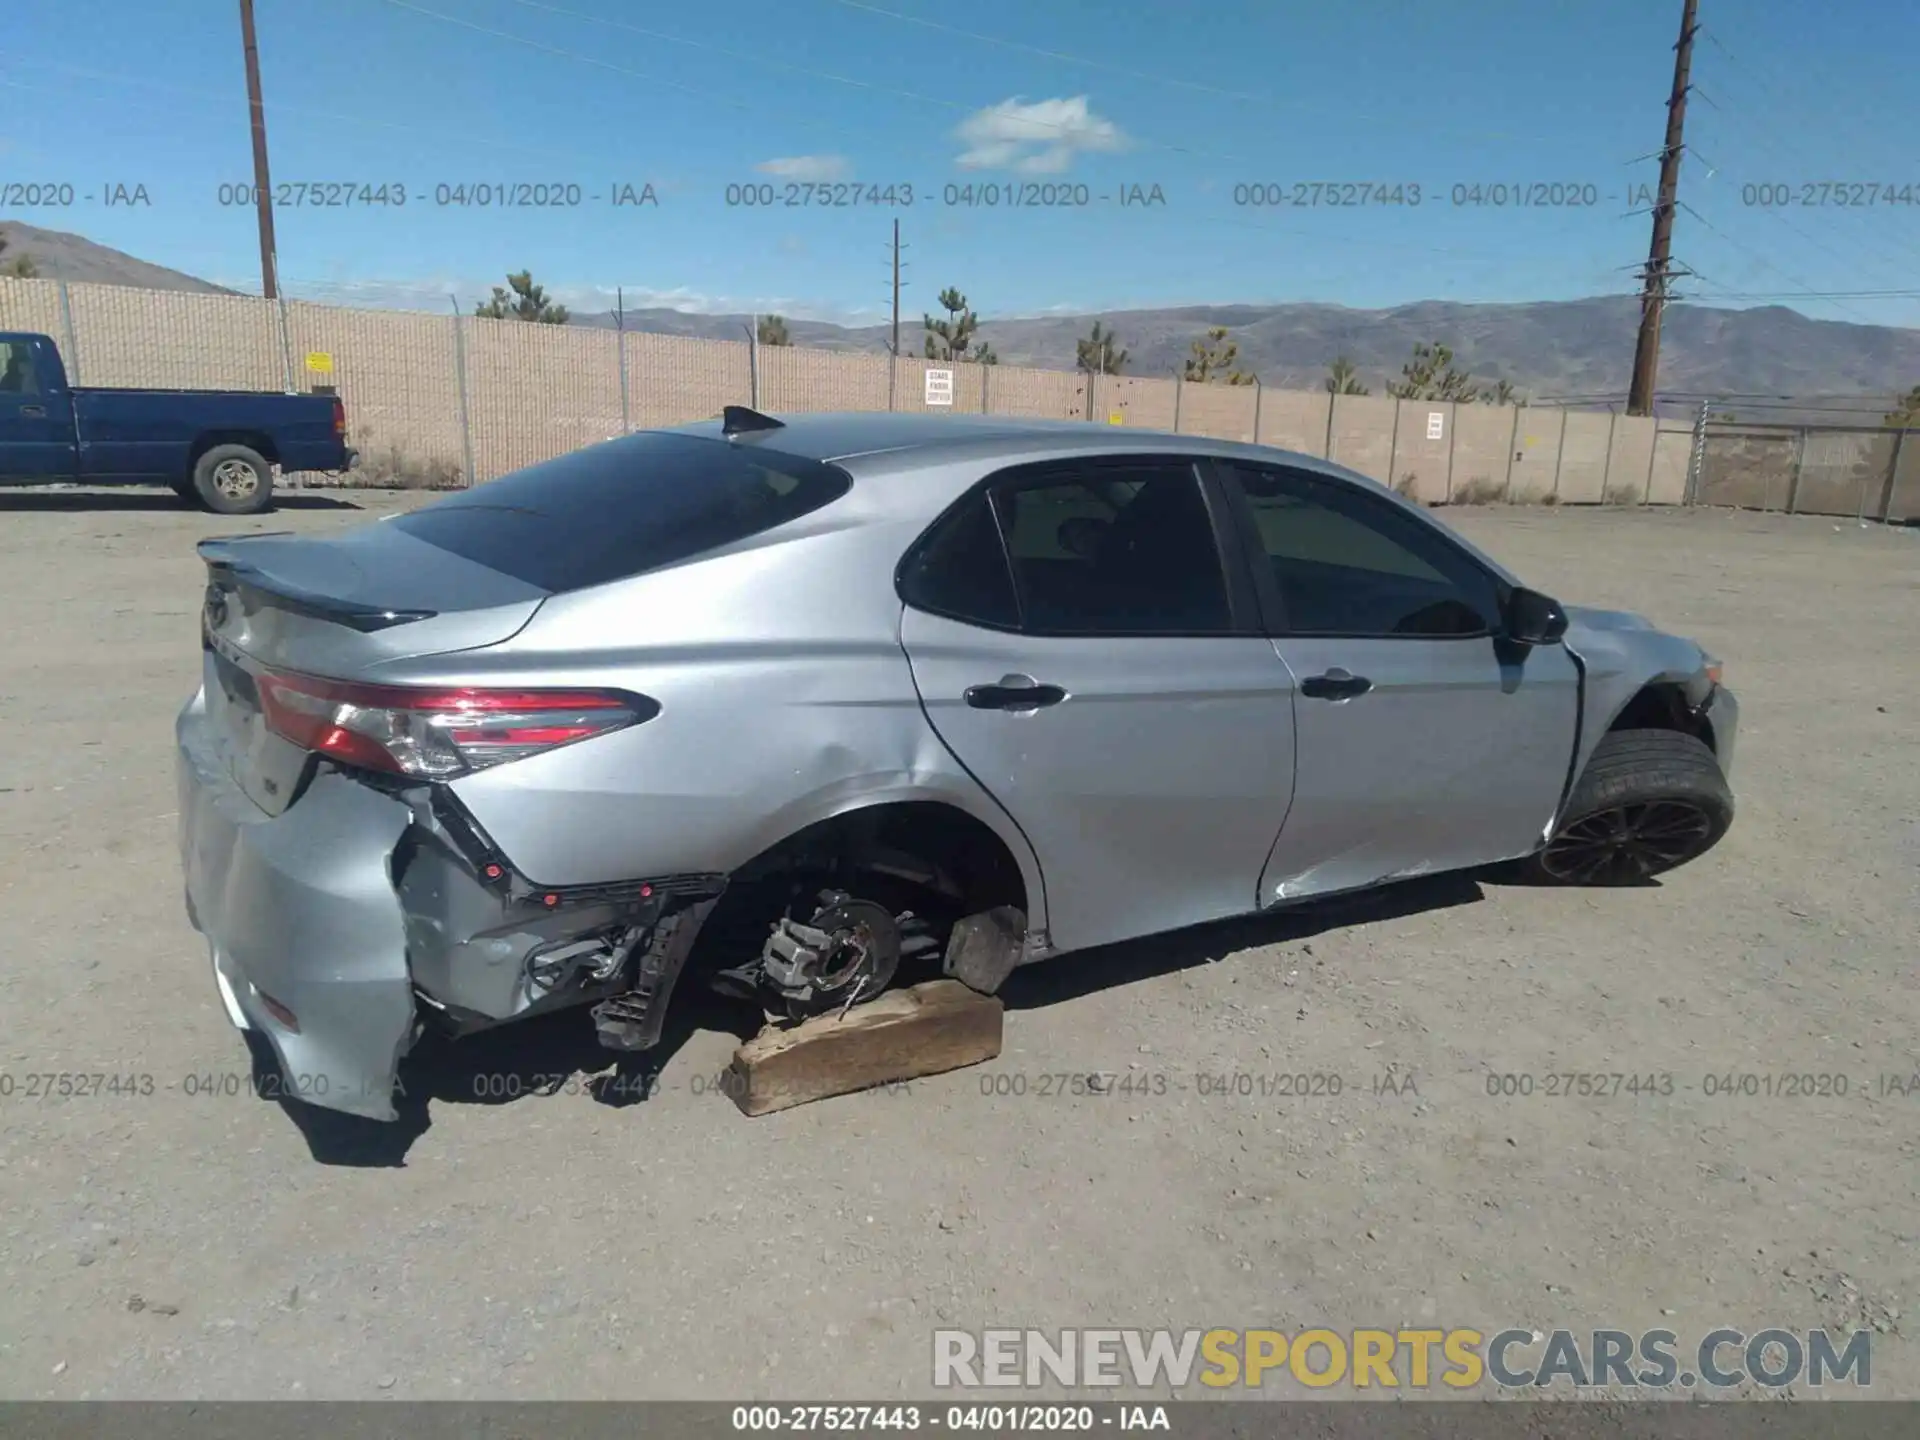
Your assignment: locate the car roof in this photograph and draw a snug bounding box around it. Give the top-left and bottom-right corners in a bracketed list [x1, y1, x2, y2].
[654, 409, 1526, 588]
[662, 409, 1313, 470]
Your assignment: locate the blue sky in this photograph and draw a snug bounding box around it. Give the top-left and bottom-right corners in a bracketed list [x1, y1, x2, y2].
[3, 0, 1919, 329]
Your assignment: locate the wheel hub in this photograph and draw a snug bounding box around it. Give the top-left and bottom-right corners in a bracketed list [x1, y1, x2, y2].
[1539, 800, 1714, 883]
[212, 459, 258, 499]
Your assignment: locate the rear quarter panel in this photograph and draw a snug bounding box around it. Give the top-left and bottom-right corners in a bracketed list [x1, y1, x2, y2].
[368, 475, 1050, 931]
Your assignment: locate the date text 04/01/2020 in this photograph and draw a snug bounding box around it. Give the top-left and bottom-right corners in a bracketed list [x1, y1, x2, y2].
[719, 182, 1167, 209]
[210, 181, 660, 208]
[727, 1405, 1170, 1431]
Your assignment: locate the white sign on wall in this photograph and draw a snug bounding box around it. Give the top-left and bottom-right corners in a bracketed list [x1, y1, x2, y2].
[1426, 411, 1445, 441]
[925, 369, 954, 406]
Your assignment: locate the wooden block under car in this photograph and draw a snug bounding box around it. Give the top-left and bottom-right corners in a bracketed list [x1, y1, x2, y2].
[725, 978, 1004, 1116]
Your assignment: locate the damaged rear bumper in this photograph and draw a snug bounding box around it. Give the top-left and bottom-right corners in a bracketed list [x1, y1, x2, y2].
[177, 694, 416, 1121]
[176, 690, 722, 1123]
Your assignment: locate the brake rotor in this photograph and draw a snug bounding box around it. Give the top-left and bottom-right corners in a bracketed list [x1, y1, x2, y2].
[777, 894, 901, 1019]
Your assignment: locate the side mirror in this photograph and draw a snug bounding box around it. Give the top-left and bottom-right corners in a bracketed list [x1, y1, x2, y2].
[1504, 586, 1568, 646]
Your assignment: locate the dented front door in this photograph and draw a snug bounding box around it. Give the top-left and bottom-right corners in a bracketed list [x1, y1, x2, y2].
[1258, 634, 1579, 903]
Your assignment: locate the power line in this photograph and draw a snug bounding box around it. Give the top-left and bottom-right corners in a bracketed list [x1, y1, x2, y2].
[1678, 201, 1882, 325]
[386, 0, 1256, 165]
[377, 0, 819, 123]
[1686, 288, 1920, 300]
[361, 4, 1643, 291]
[0, 62, 649, 173]
[502, 0, 1107, 138]
[1693, 30, 1920, 283]
[1696, 29, 1917, 195]
[826, 0, 1268, 104]
[818, 0, 1533, 144]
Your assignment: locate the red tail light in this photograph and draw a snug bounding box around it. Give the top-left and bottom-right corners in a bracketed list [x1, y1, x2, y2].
[255, 671, 651, 779]
[332, 398, 346, 436]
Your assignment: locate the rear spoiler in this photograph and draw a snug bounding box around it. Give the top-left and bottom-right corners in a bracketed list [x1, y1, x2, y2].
[199, 537, 438, 633]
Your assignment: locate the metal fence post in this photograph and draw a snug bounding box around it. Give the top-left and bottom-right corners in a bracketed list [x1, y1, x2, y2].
[1387, 398, 1402, 491]
[449, 297, 477, 488]
[57, 280, 81, 384]
[1685, 401, 1709, 505]
[1502, 404, 1521, 500]
[616, 287, 630, 434]
[1877, 429, 1906, 523]
[1251, 379, 1263, 444]
[1599, 408, 1617, 503]
[745, 319, 759, 408]
[1088, 370, 1098, 422]
[1443, 402, 1459, 503]
[1549, 408, 1570, 501]
[1171, 373, 1182, 433]
[1785, 427, 1807, 514]
[981, 362, 991, 415]
[275, 294, 296, 393]
[1324, 392, 1338, 461]
[1643, 413, 1661, 504]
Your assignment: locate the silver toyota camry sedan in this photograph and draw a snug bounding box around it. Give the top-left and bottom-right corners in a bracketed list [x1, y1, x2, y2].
[177, 409, 1738, 1120]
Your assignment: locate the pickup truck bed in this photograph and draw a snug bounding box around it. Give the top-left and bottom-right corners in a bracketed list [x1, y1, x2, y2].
[0, 331, 357, 514]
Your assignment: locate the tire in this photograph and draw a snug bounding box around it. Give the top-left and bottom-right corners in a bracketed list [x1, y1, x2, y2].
[1522, 728, 1733, 885]
[190, 444, 275, 515]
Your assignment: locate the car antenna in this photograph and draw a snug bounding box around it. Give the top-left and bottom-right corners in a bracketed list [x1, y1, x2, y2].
[721, 405, 785, 439]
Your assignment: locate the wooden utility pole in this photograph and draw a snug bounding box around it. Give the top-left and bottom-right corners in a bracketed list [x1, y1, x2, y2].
[1626, 0, 1699, 416]
[239, 0, 280, 299]
[890, 217, 903, 357]
[885, 217, 906, 411]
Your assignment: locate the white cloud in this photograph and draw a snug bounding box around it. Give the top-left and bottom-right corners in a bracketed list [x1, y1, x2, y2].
[755, 154, 851, 182]
[953, 96, 1128, 175]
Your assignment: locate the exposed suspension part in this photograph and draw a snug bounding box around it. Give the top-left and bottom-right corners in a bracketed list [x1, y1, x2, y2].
[757, 889, 904, 1019]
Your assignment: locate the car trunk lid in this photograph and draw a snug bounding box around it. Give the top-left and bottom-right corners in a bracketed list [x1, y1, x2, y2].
[198, 525, 547, 815]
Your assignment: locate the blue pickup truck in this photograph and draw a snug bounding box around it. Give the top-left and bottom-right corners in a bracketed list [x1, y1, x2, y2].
[0, 331, 357, 514]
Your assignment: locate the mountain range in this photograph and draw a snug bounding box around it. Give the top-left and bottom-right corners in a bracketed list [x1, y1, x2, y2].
[4, 219, 1916, 418]
[573, 298, 1920, 416]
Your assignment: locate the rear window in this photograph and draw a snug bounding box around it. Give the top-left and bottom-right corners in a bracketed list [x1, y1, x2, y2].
[390, 432, 851, 592]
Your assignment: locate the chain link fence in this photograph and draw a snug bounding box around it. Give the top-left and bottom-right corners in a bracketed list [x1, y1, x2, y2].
[1693, 420, 1916, 522]
[2, 275, 1708, 504]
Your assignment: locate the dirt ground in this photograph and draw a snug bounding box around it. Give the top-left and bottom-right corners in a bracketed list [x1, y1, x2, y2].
[0, 486, 1914, 1402]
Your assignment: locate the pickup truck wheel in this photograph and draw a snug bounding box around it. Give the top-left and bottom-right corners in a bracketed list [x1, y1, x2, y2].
[1523, 728, 1733, 885]
[192, 445, 275, 515]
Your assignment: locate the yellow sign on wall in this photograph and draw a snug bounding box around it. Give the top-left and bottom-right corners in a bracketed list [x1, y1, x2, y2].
[305, 352, 334, 374]
[1109, 412, 1124, 425]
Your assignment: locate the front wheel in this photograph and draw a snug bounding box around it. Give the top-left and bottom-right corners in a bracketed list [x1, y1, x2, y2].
[1523, 728, 1733, 885]
[191, 444, 275, 515]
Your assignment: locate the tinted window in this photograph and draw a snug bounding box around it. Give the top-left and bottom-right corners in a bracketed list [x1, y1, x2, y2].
[993, 463, 1231, 634]
[0, 341, 36, 394]
[899, 491, 1019, 628]
[1227, 464, 1502, 637]
[391, 433, 850, 592]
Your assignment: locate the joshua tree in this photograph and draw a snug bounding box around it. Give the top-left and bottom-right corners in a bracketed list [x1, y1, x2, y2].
[473, 270, 569, 324]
